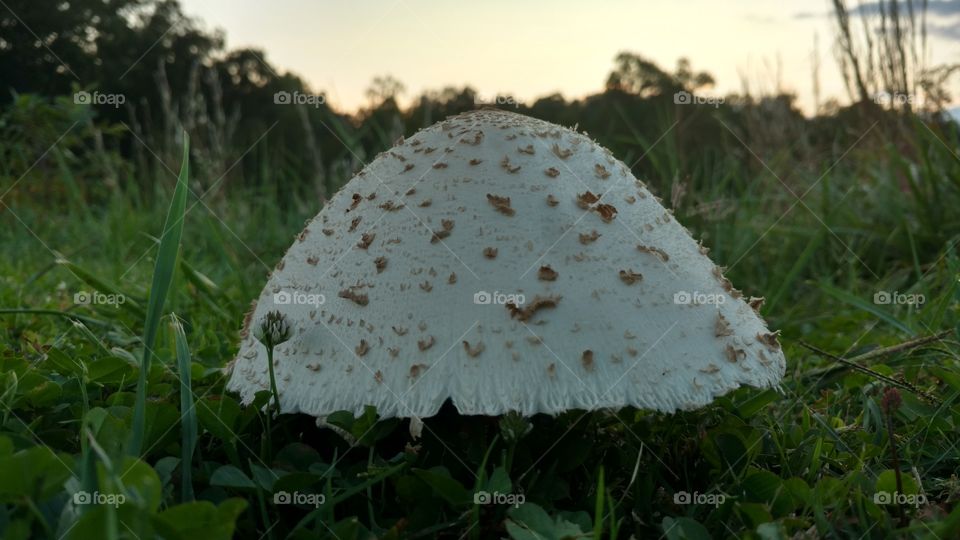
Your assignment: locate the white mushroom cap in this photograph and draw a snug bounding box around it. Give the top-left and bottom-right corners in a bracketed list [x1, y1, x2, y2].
[227, 109, 786, 419]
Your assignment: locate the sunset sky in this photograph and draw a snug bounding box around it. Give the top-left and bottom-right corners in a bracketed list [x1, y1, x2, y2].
[179, 0, 960, 114]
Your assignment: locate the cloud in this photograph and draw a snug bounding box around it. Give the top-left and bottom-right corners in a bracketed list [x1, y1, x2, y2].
[928, 22, 960, 39]
[794, 0, 960, 20]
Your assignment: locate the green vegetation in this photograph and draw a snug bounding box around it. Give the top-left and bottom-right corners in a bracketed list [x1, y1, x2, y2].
[1, 0, 959, 538]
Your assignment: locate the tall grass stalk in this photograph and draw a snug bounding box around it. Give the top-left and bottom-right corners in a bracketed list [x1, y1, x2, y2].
[128, 135, 190, 456]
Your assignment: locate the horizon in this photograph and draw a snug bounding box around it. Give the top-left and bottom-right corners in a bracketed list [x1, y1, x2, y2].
[180, 0, 960, 115]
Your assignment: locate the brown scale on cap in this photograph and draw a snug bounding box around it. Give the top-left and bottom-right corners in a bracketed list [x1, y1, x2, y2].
[379, 200, 404, 211]
[448, 272, 457, 284]
[374, 370, 384, 384]
[339, 288, 369, 306]
[297, 228, 310, 242]
[432, 162, 448, 169]
[711, 266, 741, 298]
[469, 158, 483, 166]
[239, 299, 258, 339]
[594, 164, 611, 179]
[420, 281, 433, 292]
[506, 295, 560, 322]
[483, 247, 498, 259]
[401, 163, 415, 173]
[357, 232, 375, 249]
[348, 217, 362, 232]
[576, 191, 600, 209]
[551, 143, 573, 159]
[430, 219, 455, 243]
[546, 194, 559, 207]
[579, 230, 601, 244]
[418, 336, 435, 351]
[756, 331, 782, 352]
[500, 156, 521, 173]
[545, 167, 560, 178]
[538, 266, 558, 281]
[419, 199, 432, 207]
[406, 188, 416, 196]
[486, 194, 516, 216]
[637, 245, 670, 262]
[724, 345, 746, 363]
[322, 228, 334, 236]
[355, 340, 369, 357]
[307, 256, 319, 266]
[715, 313, 733, 337]
[581, 350, 594, 371]
[748, 297, 765, 313]
[409, 364, 427, 379]
[595, 204, 617, 222]
[619, 269, 643, 285]
[374, 256, 387, 273]
[518, 144, 535, 155]
[463, 340, 485, 357]
[392, 325, 408, 336]
[348, 193, 362, 211]
[461, 131, 484, 145]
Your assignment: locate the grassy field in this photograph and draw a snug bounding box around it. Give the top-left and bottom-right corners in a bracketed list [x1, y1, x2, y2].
[1, 102, 959, 539]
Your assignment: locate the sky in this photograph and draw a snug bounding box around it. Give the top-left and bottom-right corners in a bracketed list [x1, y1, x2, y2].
[179, 0, 960, 115]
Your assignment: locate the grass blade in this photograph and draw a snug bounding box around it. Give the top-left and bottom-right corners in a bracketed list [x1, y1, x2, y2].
[171, 314, 198, 501]
[129, 134, 190, 456]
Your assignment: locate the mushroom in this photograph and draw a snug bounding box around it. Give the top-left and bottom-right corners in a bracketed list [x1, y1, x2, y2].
[226, 109, 786, 421]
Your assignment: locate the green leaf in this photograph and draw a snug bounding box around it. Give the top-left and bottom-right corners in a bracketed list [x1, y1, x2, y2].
[412, 467, 471, 507]
[662, 516, 712, 540]
[506, 503, 586, 540]
[210, 465, 256, 490]
[875, 469, 920, 496]
[153, 499, 248, 540]
[129, 135, 190, 456]
[0, 446, 73, 499]
[104, 457, 163, 513]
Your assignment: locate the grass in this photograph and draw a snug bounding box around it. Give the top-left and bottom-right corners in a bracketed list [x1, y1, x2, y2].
[0, 106, 959, 539]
